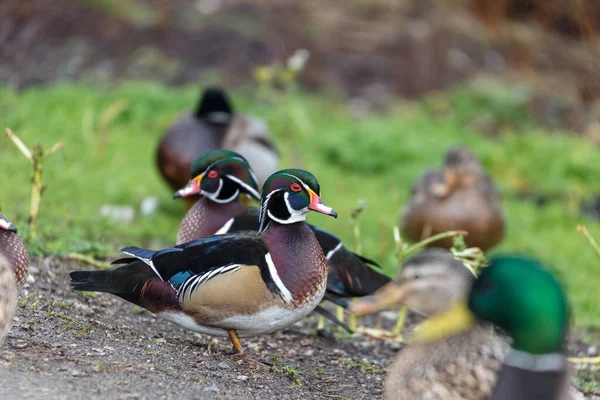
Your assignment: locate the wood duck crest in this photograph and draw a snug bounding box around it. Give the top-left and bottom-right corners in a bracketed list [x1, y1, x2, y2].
[70, 169, 337, 353]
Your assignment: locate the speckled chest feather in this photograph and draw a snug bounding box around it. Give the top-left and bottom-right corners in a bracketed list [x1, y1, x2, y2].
[262, 222, 328, 306]
[0, 230, 29, 287]
[177, 198, 246, 244]
[0, 255, 17, 345]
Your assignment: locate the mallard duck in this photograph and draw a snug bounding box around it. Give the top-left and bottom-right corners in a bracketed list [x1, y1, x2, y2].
[156, 87, 279, 208]
[0, 254, 17, 346]
[416, 255, 582, 400]
[174, 150, 390, 324]
[71, 169, 337, 353]
[0, 211, 29, 287]
[401, 146, 505, 251]
[351, 249, 509, 399]
[352, 251, 582, 399]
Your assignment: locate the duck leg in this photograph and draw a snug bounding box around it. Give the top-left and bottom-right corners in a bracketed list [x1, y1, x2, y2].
[227, 329, 244, 354]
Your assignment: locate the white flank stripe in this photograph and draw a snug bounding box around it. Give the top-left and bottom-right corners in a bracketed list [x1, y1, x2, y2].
[215, 218, 235, 235]
[265, 253, 293, 303]
[326, 242, 343, 261]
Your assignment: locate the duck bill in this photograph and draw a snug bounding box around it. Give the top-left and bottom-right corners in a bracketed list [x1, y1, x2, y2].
[308, 189, 337, 218]
[349, 282, 403, 315]
[0, 216, 17, 233]
[173, 175, 202, 199]
[413, 301, 475, 343]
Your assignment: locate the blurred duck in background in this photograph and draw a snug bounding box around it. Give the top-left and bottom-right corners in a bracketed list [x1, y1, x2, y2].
[0, 254, 17, 347]
[174, 150, 391, 331]
[156, 87, 279, 209]
[0, 211, 29, 287]
[352, 251, 582, 400]
[401, 146, 505, 251]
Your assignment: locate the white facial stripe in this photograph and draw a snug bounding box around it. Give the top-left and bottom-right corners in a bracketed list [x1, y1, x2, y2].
[326, 242, 343, 261]
[226, 175, 260, 199]
[215, 218, 235, 235]
[280, 172, 310, 191]
[215, 189, 240, 204]
[203, 178, 224, 201]
[504, 350, 566, 372]
[265, 253, 293, 303]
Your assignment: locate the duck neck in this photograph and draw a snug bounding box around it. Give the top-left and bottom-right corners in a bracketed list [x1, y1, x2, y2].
[261, 221, 327, 303]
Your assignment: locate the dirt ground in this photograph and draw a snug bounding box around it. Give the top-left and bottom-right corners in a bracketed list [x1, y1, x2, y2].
[0, 257, 598, 400]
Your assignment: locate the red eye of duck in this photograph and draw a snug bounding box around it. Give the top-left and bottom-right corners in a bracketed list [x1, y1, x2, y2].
[207, 170, 218, 179]
[290, 183, 302, 192]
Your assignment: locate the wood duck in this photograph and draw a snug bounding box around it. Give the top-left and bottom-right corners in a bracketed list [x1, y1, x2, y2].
[174, 151, 390, 319]
[0, 254, 17, 347]
[351, 249, 509, 399]
[401, 146, 505, 251]
[70, 169, 337, 353]
[0, 212, 29, 287]
[156, 87, 279, 209]
[351, 250, 582, 400]
[413, 255, 580, 400]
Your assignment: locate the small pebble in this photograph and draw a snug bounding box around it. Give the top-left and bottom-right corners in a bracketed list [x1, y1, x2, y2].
[203, 385, 219, 393]
[237, 375, 248, 381]
[217, 361, 231, 370]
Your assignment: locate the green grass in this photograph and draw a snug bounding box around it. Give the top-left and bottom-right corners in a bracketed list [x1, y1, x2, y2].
[1, 80, 599, 326]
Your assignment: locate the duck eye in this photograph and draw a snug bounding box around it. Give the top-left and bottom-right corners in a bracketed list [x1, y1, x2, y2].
[290, 183, 302, 192]
[207, 170, 218, 179]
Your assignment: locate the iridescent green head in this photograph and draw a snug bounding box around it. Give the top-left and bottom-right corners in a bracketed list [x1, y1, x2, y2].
[173, 150, 260, 203]
[258, 169, 337, 232]
[416, 256, 569, 356]
[468, 256, 569, 355]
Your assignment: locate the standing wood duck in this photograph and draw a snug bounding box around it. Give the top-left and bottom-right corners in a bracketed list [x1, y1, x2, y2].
[156, 87, 279, 208]
[0, 254, 17, 346]
[401, 146, 505, 251]
[174, 151, 390, 317]
[351, 249, 509, 400]
[414, 255, 582, 400]
[0, 212, 29, 287]
[71, 169, 337, 353]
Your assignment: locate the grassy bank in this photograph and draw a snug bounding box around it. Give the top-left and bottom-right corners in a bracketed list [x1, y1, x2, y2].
[1, 80, 599, 326]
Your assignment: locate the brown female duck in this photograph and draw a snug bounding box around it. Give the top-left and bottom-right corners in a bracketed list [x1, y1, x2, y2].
[156, 87, 279, 209]
[400, 146, 505, 251]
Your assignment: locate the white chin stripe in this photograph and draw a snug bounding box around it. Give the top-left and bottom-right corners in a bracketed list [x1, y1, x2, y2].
[215, 218, 235, 235]
[203, 179, 225, 203]
[504, 350, 566, 371]
[267, 209, 306, 225]
[265, 253, 293, 303]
